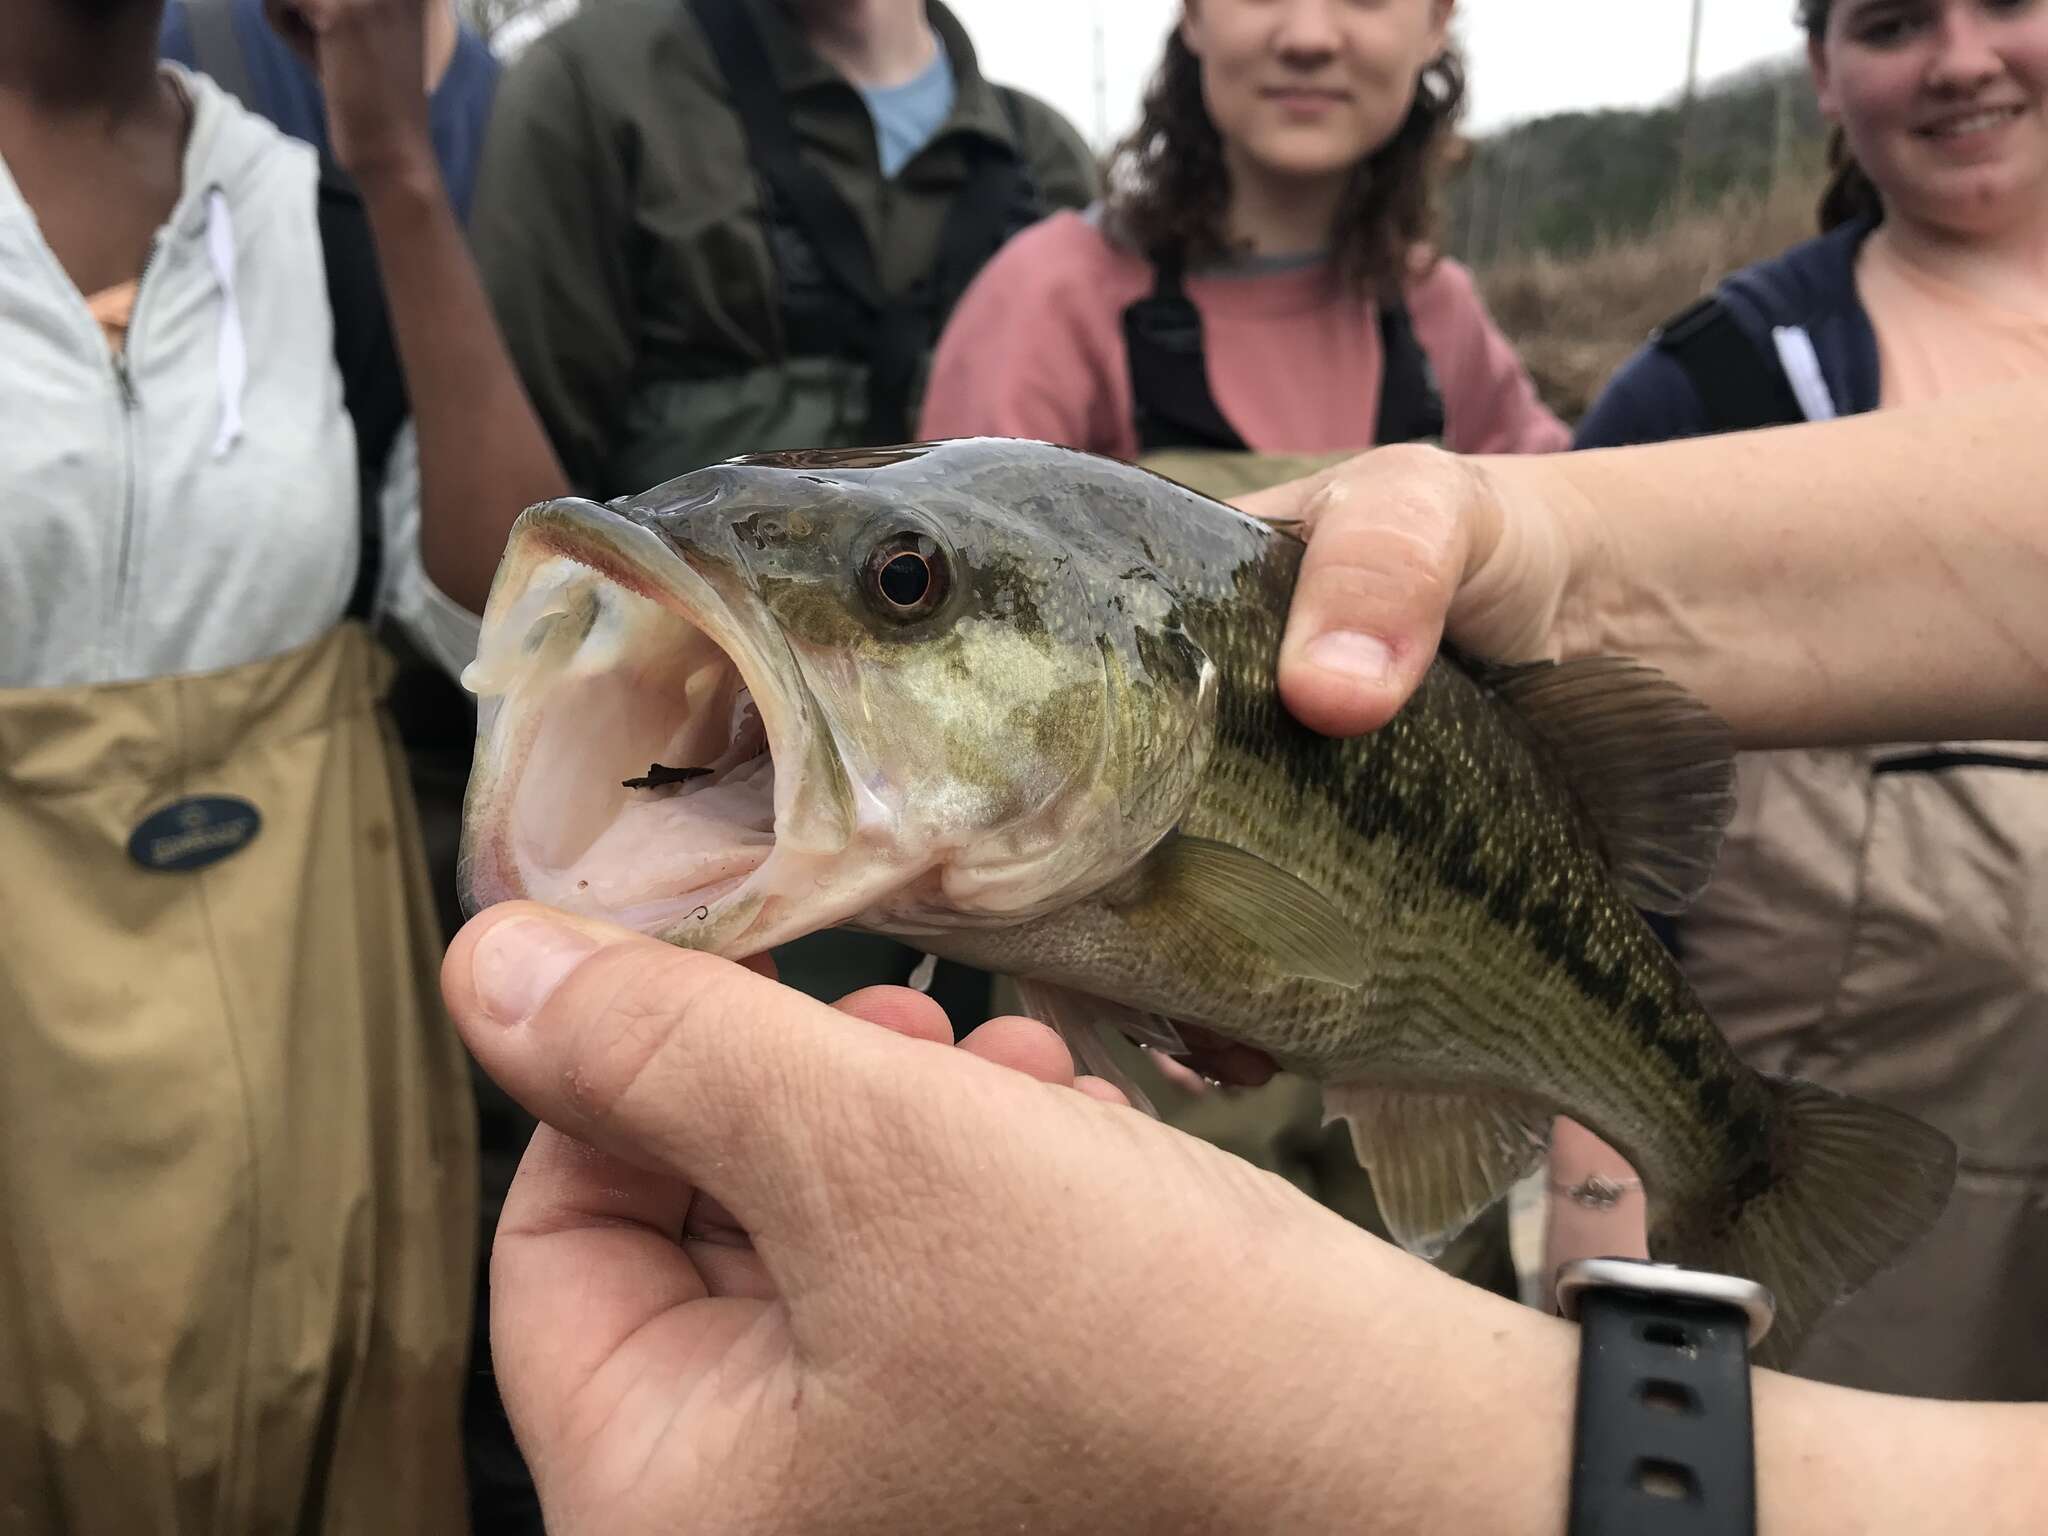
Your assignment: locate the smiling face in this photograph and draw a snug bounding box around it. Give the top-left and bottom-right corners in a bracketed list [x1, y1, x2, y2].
[1181, 0, 1454, 186]
[1812, 0, 2048, 236]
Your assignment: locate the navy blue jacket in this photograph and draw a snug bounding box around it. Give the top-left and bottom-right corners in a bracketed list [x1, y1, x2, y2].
[1575, 216, 1884, 449]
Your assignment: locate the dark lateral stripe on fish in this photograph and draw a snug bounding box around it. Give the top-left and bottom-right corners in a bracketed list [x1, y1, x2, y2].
[1210, 538, 1768, 1191]
[1216, 656, 1748, 1136]
[1264, 726, 1655, 1028]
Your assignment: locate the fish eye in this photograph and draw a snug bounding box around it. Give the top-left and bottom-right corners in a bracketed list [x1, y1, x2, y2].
[861, 530, 951, 621]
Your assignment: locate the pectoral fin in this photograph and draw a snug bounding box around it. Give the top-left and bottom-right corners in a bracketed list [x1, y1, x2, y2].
[1116, 836, 1367, 990]
[1012, 977, 1183, 1118]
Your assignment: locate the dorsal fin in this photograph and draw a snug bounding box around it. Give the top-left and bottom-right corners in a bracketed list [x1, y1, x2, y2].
[1474, 656, 1736, 915]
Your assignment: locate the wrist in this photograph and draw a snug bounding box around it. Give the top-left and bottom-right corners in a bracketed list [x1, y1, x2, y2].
[345, 143, 443, 203]
[1521, 455, 1610, 668]
[1199, 1228, 1576, 1536]
[1752, 1372, 2047, 1535]
[1446, 451, 1591, 667]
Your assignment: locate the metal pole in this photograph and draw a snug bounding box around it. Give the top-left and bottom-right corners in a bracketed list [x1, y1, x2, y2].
[1486, 135, 1518, 266]
[1773, 63, 1795, 187]
[1092, 5, 1109, 149]
[1463, 150, 1484, 258]
[1675, 0, 1706, 205]
[1494, 137, 1521, 263]
[1462, 150, 1491, 264]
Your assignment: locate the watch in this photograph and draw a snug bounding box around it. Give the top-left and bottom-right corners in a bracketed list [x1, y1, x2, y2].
[1554, 1257, 1775, 1536]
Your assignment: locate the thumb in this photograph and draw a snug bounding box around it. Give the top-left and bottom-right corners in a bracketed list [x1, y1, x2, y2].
[443, 901, 925, 1249]
[1259, 446, 1479, 738]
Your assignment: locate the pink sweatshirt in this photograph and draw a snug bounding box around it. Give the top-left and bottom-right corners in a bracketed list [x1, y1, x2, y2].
[920, 209, 1568, 459]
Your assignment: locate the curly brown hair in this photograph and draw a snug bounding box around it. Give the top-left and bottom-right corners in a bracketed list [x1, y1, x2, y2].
[1797, 0, 1886, 231]
[1105, 21, 1466, 295]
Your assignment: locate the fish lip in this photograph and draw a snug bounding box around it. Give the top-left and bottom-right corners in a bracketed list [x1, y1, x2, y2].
[458, 497, 810, 950]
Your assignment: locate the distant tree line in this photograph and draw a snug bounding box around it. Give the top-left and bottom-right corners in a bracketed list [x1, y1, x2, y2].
[1444, 57, 1831, 268]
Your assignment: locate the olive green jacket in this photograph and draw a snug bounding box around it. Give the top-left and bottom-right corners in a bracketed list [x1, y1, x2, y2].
[472, 0, 1100, 498]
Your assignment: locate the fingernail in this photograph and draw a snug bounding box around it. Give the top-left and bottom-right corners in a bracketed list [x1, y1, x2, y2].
[472, 915, 602, 1029]
[1304, 630, 1392, 684]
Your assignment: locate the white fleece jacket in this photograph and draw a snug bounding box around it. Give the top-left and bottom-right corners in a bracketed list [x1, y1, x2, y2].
[0, 64, 478, 691]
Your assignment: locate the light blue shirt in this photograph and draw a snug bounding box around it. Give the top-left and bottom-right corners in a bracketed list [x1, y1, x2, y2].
[860, 38, 956, 179]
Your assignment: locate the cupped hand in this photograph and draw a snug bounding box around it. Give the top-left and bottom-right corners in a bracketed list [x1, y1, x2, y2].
[444, 902, 1396, 1536]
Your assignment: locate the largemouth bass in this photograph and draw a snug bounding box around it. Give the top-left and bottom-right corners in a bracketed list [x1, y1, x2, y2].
[458, 438, 1954, 1364]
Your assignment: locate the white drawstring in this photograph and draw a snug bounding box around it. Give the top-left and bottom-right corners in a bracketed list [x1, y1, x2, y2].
[203, 188, 246, 458]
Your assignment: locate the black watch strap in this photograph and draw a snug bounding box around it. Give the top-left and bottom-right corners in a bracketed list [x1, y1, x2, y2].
[1558, 1260, 1771, 1536]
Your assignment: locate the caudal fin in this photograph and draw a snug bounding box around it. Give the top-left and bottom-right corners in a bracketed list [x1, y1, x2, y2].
[1661, 1078, 1955, 1371]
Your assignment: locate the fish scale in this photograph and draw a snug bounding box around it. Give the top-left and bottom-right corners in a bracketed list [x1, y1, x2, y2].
[911, 563, 1800, 1278]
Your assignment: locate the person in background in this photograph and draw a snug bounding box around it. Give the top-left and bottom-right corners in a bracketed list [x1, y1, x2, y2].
[160, 0, 497, 217]
[920, 0, 1566, 499]
[0, 0, 566, 1527]
[158, 5, 539, 1522]
[468, 0, 1098, 1017]
[1550, 0, 2048, 1403]
[442, 388, 2048, 1536]
[919, 0, 1563, 1295]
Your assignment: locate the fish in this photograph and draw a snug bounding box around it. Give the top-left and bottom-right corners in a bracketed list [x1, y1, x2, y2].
[457, 437, 1955, 1366]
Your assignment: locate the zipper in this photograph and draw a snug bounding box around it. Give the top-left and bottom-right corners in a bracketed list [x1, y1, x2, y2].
[107, 233, 163, 673]
[1872, 749, 2048, 777]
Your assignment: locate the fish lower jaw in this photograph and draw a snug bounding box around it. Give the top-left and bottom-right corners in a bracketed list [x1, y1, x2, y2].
[462, 532, 806, 949]
[470, 795, 928, 958]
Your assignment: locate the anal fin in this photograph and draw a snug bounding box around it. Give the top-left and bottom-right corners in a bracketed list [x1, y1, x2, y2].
[1324, 1082, 1552, 1260]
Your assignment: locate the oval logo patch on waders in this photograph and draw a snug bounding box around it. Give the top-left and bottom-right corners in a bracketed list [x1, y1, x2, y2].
[127, 796, 263, 872]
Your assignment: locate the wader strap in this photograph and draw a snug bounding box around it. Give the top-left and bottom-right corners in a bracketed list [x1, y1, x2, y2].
[690, 0, 1036, 442]
[1124, 250, 1447, 454]
[1124, 254, 1248, 454]
[1375, 296, 1446, 445]
[1654, 295, 1806, 436]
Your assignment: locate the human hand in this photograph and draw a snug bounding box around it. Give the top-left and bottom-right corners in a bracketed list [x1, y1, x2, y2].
[264, 0, 435, 186]
[1237, 444, 1584, 738]
[1536, 1117, 1649, 1314]
[443, 902, 1418, 1536]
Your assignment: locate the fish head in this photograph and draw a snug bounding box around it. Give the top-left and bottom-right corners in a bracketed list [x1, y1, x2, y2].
[458, 440, 1223, 956]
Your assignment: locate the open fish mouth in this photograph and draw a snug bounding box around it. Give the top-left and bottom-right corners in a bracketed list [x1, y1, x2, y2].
[458, 499, 803, 947]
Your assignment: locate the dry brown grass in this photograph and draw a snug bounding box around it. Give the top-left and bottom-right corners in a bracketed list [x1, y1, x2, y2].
[1472, 168, 1831, 425]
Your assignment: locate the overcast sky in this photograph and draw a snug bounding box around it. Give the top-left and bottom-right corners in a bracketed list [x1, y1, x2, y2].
[947, 1, 1814, 143]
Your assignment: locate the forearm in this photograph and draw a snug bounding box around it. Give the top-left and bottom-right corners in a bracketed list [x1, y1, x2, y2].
[1217, 1231, 1576, 1536]
[1756, 1374, 2048, 1533]
[1492, 382, 2048, 747]
[1292, 1234, 2046, 1536]
[356, 163, 568, 614]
